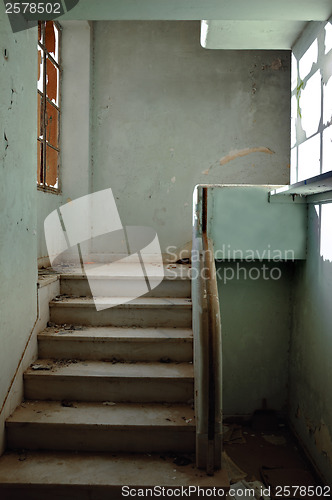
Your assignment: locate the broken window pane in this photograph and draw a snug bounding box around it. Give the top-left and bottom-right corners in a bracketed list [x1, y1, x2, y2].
[37, 47, 44, 93]
[325, 22, 332, 55]
[300, 70, 321, 138]
[322, 125, 332, 174]
[323, 75, 332, 125]
[298, 133, 321, 181]
[299, 39, 318, 80]
[45, 101, 59, 148]
[45, 145, 59, 188]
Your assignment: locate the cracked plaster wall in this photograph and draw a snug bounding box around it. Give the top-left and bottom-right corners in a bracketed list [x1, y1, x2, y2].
[0, 6, 37, 418]
[91, 21, 291, 254]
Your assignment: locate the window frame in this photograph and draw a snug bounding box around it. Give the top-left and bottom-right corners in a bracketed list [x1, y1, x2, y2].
[37, 20, 62, 194]
[290, 19, 332, 186]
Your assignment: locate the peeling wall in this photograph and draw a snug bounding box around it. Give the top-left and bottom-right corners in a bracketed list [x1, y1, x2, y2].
[289, 202, 332, 485]
[91, 21, 291, 254]
[0, 6, 37, 420]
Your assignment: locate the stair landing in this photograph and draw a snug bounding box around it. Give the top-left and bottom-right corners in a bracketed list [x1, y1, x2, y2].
[0, 451, 229, 500]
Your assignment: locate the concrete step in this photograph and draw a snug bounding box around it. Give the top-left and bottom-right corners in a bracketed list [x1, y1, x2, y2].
[49, 297, 192, 328]
[0, 451, 230, 500]
[60, 264, 191, 298]
[6, 401, 195, 453]
[24, 360, 194, 403]
[38, 327, 193, 362]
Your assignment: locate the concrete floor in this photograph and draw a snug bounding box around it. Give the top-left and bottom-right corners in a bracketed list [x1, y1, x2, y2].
[0, 450, 229, 499]
[224, 421, 323, 499]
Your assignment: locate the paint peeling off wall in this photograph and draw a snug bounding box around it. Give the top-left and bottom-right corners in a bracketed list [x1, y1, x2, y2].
[202, 147, 275, 175]
[314, 422, 332, 465]
[262, 57, 284, 71]
[295, 408, 332, 470]
[220, 147, 275, 166]
[202, 147, 275, 174]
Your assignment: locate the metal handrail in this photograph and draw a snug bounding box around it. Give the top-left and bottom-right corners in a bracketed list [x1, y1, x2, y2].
[192, 186, 222, 474]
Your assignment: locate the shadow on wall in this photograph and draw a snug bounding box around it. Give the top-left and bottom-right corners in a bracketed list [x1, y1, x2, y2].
[216, 260, 294, 417]
[289, 202, 332, 485]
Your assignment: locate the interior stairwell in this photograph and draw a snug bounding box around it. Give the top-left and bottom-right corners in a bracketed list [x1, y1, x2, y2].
[0, 263, 229, 498]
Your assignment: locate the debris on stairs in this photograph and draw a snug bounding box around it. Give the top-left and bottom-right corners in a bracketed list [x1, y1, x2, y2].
[0, 263, 229, 498]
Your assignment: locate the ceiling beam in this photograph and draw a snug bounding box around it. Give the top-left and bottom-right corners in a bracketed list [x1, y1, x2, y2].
[201, 20, 308, 50]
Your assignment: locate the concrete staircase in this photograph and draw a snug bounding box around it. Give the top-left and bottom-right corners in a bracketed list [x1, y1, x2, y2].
[0, 264, 229, 499]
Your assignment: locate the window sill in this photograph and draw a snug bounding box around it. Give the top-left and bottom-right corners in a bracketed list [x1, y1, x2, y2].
[269, 170, 332, 203]
[37, 185, 61, 195]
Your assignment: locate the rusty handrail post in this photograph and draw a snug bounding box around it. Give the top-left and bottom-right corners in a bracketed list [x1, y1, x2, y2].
[192, 185, 223, 473]
[192, 186, 209, 469]
[205, 237, 223, 470]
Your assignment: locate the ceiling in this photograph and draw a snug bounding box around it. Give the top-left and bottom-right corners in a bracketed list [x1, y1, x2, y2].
[60, 0, 332, 49]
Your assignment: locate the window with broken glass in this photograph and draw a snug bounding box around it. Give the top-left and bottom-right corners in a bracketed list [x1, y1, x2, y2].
[37, 21, 61, 192]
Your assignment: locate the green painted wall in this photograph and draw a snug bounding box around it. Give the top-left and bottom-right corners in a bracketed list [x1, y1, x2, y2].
[289, 202, 332, 485]
[208, 185, 307, 259]
[202, 185, 301, 415]
[216, 261, 293, 415]
[0, 9, 37, 409]
[91, 21, 291, 254]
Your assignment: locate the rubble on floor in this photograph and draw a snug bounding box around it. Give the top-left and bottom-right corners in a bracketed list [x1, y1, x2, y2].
[223, 421, 322, 500]
[224, 424, 246, 444]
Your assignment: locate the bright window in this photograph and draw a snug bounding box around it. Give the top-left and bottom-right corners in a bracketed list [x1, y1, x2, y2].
[291, 20, 332, 183]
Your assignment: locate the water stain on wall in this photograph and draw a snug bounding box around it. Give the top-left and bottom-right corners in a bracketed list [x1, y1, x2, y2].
[202, 147, 275, 174]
